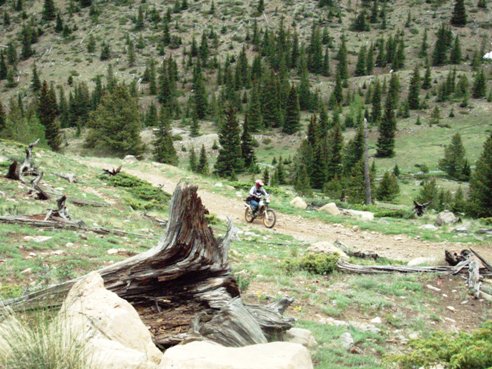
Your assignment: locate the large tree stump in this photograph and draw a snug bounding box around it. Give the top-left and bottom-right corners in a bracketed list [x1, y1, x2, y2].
[2, 183, 293, 348]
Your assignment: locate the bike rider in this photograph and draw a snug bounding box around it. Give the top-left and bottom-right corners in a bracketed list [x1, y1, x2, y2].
[247, 179, 268, 217]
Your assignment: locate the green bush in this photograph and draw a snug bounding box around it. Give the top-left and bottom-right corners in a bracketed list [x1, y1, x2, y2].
[100, 172, 169, 210]
[284, 253, 339, 275]
[387, 321, 492, 369]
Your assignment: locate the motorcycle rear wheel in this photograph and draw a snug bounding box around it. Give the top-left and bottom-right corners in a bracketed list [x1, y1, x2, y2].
[263, 209, 276, 228]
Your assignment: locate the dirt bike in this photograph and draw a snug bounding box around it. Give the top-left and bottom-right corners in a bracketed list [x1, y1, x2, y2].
[244, 196, 276, 228]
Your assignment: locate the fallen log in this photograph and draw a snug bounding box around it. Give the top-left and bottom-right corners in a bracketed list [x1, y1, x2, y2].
[470, 248, 492, 272]
[336, 261, 453, 274]
[0, 216, 145, 237]
[69, 198, 110, 207]
[334, 240, 380, 259]
[55, 173, 77, 183]
[1, 184, 293, 348]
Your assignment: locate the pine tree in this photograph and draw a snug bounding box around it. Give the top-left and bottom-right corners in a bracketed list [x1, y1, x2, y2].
[352, 9, 369, 31]
[127, 40, 135, 66]
[468, 133, 492, 217]
[42, 0, 56, 20]
[261, 69, 282, 128]
[135, 5, 145, 30]
[191, 64, 206, 118]
[80, 0, 92, 7]
[477, 0, 487, 8]
[214, 107, 244, 177]
[376, 92, 397, 157]
[422, 59, 432, 89]
[85, 84, 143, 156]
[241, 114, 256, 168]
[376, 172, 400, 201]
[336, 37, 348, 82]
[31, 63, 41, 92]
[100, 42, 110, 60]
[294, 162, 312, 195]
[0, 52, 7, 80]
[257, 0, 264, 14]
[419, 29, 428, 59]
[393, 164, 400, 177]
[452, 187, 466, 213]
[472, 68, 487, 98]
[197, 144, 209, 175]
[38, 81, 61, 151]
[451, 0, 467, 26]
[262, 167, 270, 185]
[417, 178, 439, 208]
[0, 102, 5, 132]
[87, 34, 96, 53]
[355, 46, 367, 76]
[432, 24, 451, 66]
[408, 65, 421, 109]
[153, 107, 178, 165]
[450, 35, 462, 64]
[283, 84, 300, 134]
[371, 79, 382, 124]
[190, 112, 200, 137]
[21, 25, 33, 60]
[189, 147, 197, 172]
[308, 25, 323, 74]
[366, 44, 374, 75]
[247, 82, 263, 132]
[439, 133, 468, 180]
[328, 121, 344, 180]
[55, 13, 63, 33]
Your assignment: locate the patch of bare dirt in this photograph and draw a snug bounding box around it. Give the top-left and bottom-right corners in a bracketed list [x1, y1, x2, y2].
[78, 158, 492, 262]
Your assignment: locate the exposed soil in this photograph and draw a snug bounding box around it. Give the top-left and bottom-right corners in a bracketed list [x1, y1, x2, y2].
[79, 158, 492, 263]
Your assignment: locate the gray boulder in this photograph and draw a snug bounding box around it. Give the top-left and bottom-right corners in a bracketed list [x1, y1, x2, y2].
[318, 202, 341, 216]
[435, 211, 460, 226]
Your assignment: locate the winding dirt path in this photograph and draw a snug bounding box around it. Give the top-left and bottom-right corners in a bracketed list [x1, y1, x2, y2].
[80, 158, 492, 262]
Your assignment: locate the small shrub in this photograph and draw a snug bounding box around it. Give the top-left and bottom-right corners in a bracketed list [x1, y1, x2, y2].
[387, 321, 492, 369]
[284, 253, 339, 275]
[374, 209, 413, 219]
[100, 172, 169, 210]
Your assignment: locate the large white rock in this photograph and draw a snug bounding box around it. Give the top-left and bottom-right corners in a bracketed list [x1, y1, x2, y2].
[307, 241, 348, 260]
[123, 155, 138, 163]
[435, 211, 459, 226]
[59, 272, 162, 369]
[158, 341, 313, 369]
[318, 203, 341, 216]
[284, 328, 318, 348]
[290, 197, 308, 209]
[342, 209, 374, 221]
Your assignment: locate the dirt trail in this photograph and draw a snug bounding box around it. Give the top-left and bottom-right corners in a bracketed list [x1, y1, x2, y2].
[81, 158, 492, 262]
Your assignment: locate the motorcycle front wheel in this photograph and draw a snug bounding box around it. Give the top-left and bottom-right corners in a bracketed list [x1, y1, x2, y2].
[263, 209, 276, 228]
[245, 207, 255, 223]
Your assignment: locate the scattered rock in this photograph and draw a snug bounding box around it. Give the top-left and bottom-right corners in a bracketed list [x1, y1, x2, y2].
[420, 224, 438, 231]
[307, 241, 348, 260]
[23, 235, 52, 243]
[59, 272, 163, 369]
[318, 203, 341, 216]
[453, 225, 469, 233]
[370, 317, 382, 324]
[20, 268, 32, 274]
[340, 332, 354, 350]
[214, 182, 223, 187]
[123, 155, 137, 163]
[285, 328, 318, 349]
[158, 341, 313, 369]
[435, 211, 460, 226]
[426, 284, 441, 292]
[342, 209, 374, 221]
[290, 197, 308, 210]
[446, 306, 456, 312]
[65, 242, 75, 248]
[107, 248, 136, 256]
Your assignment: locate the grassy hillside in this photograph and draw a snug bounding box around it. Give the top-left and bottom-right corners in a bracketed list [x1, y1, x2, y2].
[0, 138, 491, 369]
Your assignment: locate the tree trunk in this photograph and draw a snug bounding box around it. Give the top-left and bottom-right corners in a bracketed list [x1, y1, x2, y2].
[2, 183, 293, 348]
[5, 139, 39, 182]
